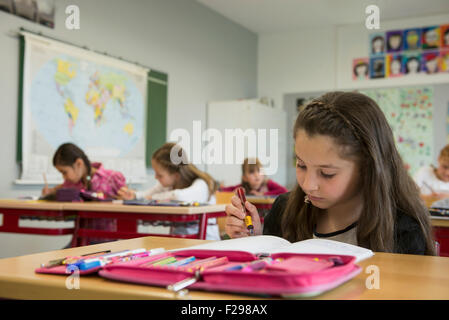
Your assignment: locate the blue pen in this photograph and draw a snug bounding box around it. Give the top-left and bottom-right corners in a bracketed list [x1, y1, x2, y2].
[169, 256, 196, 267]
[225, 263, 247, 271]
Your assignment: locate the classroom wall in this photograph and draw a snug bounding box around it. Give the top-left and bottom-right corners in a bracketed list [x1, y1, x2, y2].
[258, 12, 449, 108]
[259, 12, 449, 189]
[0, 0, 257, 258]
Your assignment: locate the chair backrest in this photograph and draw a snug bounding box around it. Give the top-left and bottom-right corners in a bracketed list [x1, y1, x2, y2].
[215, 192, 235, 238]
[215, 191, 234, 204]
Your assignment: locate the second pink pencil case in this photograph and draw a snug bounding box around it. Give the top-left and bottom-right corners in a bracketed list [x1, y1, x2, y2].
[98, 249, 361, 298]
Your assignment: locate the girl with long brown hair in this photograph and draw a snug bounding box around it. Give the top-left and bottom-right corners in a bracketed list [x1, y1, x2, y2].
[118, 142, 220, 240]
[225, 91, 436, 255]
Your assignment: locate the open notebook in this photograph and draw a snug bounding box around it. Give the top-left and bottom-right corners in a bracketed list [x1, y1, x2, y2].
[180, 235, 374, 263]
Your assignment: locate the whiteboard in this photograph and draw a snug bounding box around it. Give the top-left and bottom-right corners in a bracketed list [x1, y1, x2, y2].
[206, 99, 287, 187]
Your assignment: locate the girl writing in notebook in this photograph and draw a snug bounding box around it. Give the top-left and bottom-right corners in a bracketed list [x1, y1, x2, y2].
[117, 142, 221, 240]
[225, 91, 436, 255]
[41, 142, 126, 244]
[220, 157, 288, 196]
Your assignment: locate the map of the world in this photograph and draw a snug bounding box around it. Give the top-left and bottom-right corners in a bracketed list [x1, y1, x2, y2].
[30, 55, 144, 156]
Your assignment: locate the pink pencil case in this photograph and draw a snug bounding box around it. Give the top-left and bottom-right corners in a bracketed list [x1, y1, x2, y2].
[98, 249, 362, 297]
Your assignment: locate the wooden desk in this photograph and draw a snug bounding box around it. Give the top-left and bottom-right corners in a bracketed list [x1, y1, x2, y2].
[0, 236, 448, 300]
[0, 200, 226, 246]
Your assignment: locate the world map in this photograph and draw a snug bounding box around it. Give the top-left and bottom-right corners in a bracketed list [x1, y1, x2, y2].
[30, 55, 145, 157]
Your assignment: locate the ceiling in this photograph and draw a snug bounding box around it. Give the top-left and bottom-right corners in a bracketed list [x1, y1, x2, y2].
[196, 0, 449, 34]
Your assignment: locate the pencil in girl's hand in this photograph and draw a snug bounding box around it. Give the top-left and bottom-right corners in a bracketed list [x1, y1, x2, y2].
[235, 187, 254, 236]
[43, 173, 48, 187]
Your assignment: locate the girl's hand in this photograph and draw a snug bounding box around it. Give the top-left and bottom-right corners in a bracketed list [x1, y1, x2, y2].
[117, 187, 136, 200]
[225, 195, 262, 238]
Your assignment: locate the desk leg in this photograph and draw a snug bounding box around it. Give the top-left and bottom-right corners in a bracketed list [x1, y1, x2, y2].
[70, 215, 81, 247]
[198, 214, 208, 240]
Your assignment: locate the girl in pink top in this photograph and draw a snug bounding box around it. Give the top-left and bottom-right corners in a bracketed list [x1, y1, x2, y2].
[220, 158, 288, 196]
[41, 143, 126, 245]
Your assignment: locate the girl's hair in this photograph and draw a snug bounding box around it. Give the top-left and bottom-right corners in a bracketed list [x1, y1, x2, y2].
[53, 142, 92, 189]
[282, 91, 436, 255]
[241, 158, 265, 194]
[439, 144, 449, 161]
[152, 143, 218, 200]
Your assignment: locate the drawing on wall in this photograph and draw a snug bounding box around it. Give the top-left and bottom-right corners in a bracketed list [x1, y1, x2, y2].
[403, 28, 422, 50]
[361, 87, 433, 176]
[422, 26, 440, 50]
[386, 30, 404, 53]
[355, 23, 449, 80]
[370, 56, 385, 78]
[422, 51, 440, 74]
[447, 103, 449, 145]
[386, 54, 403, 77]
[370, 33, 385, 56]
[403, 52, 422, 75]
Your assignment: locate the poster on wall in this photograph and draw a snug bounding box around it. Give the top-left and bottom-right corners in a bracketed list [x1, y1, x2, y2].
[386, 54, 403, 77]
[369, 56, 385, 78]
[422, 26, 440, 50]
[361, 87, 433, 176]
[403, 28, 422, 50]
[356, 22, 449, 80]
[422, 51, 440, 74]
[403, 52, 422, 75]
[370, 33, 385, 56]
[386, 30, 404, 53]
[352, 58, 369, 80]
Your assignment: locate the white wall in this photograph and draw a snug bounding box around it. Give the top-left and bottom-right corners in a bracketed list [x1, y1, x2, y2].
[258, 26, 337, 110]
[258, 13, 449, 109]
[0, 0, 257, 258]
[258, 12, 449, 190]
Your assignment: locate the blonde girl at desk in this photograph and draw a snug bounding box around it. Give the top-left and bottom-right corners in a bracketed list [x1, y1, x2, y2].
[225, 91, 436, 255]
[220, 157, 288, 196]
[117, 142, 221, 240]
[414, 144, 449, 207]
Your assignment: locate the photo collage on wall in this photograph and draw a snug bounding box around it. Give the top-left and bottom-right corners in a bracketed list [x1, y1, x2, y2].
[353, 24, 449, 80]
